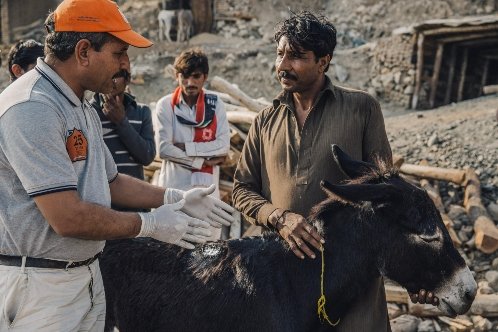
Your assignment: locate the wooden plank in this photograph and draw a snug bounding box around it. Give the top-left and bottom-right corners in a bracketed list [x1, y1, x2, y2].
[399, 163, 465, 184]
[408, 294, 498, 318]
[385, 284, 409, 304]
[429, 43, 444, 108]
[420, 177, 461, 246]
[464, 168, 498, 253]
[457, 48, 468, 102]
[480, 58, 490, 95]
[393, 154, 405, 168]
[411, 33, 425, 109]
[444, 45, 457, 105]
[483, 84, 498, 95]
[211, 76, 270, 113]
[226, 109, 257, 125]
[469, 294, 498, 317]
[229, 123, 247, 141]
[422, 23, 498, 36]
[435, 31, 498, 44]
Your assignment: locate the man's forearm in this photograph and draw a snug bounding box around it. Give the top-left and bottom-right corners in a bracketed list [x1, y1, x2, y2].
[34, 190, 142, 240]
[110, 173, 164, 209]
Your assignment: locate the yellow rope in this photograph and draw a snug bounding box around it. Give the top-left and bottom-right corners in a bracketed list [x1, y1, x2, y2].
[317, 244, 340, 326]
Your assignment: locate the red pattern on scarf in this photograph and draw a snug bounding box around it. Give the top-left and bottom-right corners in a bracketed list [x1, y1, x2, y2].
[171, 87, 217, 174]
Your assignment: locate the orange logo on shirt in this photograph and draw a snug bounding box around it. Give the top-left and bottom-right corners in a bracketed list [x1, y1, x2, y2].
[66, 128, 88, 162]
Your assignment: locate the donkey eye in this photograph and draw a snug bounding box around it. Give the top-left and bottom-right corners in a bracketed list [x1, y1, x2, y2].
[418, 228, 442, 243]
[419, 233, 439, 243]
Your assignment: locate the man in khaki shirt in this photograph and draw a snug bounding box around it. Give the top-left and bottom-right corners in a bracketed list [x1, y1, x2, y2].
[232, 11, 392, 331]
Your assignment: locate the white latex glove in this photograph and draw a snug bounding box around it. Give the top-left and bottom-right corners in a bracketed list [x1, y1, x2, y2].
[137, 201, 212, 249]
[164, 184, 236, 228]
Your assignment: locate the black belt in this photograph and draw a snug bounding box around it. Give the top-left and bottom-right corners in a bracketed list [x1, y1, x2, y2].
[0, 252, 101, 269]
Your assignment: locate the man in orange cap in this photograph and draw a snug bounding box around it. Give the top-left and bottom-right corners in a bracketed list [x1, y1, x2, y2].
[0, 0, 236, 330]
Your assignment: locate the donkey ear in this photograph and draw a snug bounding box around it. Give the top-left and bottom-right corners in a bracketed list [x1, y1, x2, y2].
[331, 145, 376, 179]
[321, 180, 396, 204]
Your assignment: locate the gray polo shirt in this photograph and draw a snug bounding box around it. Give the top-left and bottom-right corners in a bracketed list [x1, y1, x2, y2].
[0, 58, 118, 261]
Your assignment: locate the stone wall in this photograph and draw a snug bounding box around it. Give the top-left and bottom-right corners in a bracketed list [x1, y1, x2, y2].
[370, 34, 416, 107]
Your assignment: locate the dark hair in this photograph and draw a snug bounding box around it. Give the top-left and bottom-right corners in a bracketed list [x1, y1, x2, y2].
[274, 11, 337, 71]
[174, 48, 209, 76]
[7, 39, 45, 80]
[44, 12, 113, 61]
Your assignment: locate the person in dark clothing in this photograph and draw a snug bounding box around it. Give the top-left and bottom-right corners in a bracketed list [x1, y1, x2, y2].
[91, 68, 155, 211]
[7, 39, 44, 82]
[232, 11, 436, 331]
[91, 69, 155, 180]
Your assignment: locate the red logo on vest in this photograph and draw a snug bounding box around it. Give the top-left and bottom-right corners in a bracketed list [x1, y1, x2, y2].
[66, 128, 88, 162]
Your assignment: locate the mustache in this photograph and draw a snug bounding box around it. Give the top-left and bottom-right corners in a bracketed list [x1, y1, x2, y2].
[278, 71, 297, 81]
[112, 69, 130, 81]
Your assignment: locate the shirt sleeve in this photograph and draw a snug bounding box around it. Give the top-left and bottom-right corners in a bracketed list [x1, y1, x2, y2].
[115, 104, 156, 165]
[362, 96, 392, 164]
[155, 96, 204, 170]
[184, 100, 231, 157]
[0, 102, 78, 196]
[232, 110, 277, 227]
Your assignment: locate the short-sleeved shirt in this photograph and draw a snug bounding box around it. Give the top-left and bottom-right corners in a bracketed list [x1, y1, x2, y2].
[0, 58, 118, 261]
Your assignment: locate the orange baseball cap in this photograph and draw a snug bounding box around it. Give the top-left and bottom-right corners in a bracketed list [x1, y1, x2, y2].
[54, 0, 153, 48]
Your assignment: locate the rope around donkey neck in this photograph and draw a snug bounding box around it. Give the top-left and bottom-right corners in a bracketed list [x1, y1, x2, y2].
[317, 244, 340, 326]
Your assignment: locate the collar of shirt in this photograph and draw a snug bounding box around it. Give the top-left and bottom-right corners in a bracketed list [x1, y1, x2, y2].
[35, 58, 82, 107]
[272, 75, 336, 111]
[176, 88, 205, 114]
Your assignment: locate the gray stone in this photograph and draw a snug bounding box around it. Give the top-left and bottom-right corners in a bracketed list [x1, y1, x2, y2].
[478, 280, 494, 294]
[403, 85, 414, 95]
[492, 257, 498, 270]
[485, 270, 498, 291]
[416, 319, 436, 332]
[427, 133, 439, 147]
[334, 64, 349, 83]
[448, 205, 466, 220]
[391, 314, 420, 332]
[486, 202, 498, 221]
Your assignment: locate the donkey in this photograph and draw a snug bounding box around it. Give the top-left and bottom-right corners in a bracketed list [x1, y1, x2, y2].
[100, 145, 477, 332]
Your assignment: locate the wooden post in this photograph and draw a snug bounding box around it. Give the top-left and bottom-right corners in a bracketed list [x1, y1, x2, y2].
[444, 45, 457, 105]
[406, 294, 498, 317]
[480, 58, 490, 96]
[420, 178, 461, 246]
[1, 0, 10, 44]
[211, 76, 270, 112]
[483, 84, 498, 95]
[457, 48, 468, 102]
[418, 159, 461, 246]
[411, 33, 425, 109]
[399, 163, 465, 185]
[190, 0, 214, 33]
[463, 169, 498, 253]
[429, 43, 444, 109]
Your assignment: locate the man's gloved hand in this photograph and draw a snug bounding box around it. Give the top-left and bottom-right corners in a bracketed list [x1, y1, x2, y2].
[164, 184, 236, 228]
[137, 201, 212, 249]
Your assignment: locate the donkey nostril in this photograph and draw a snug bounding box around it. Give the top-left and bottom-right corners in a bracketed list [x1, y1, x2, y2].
[465, 288, 476, 301]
